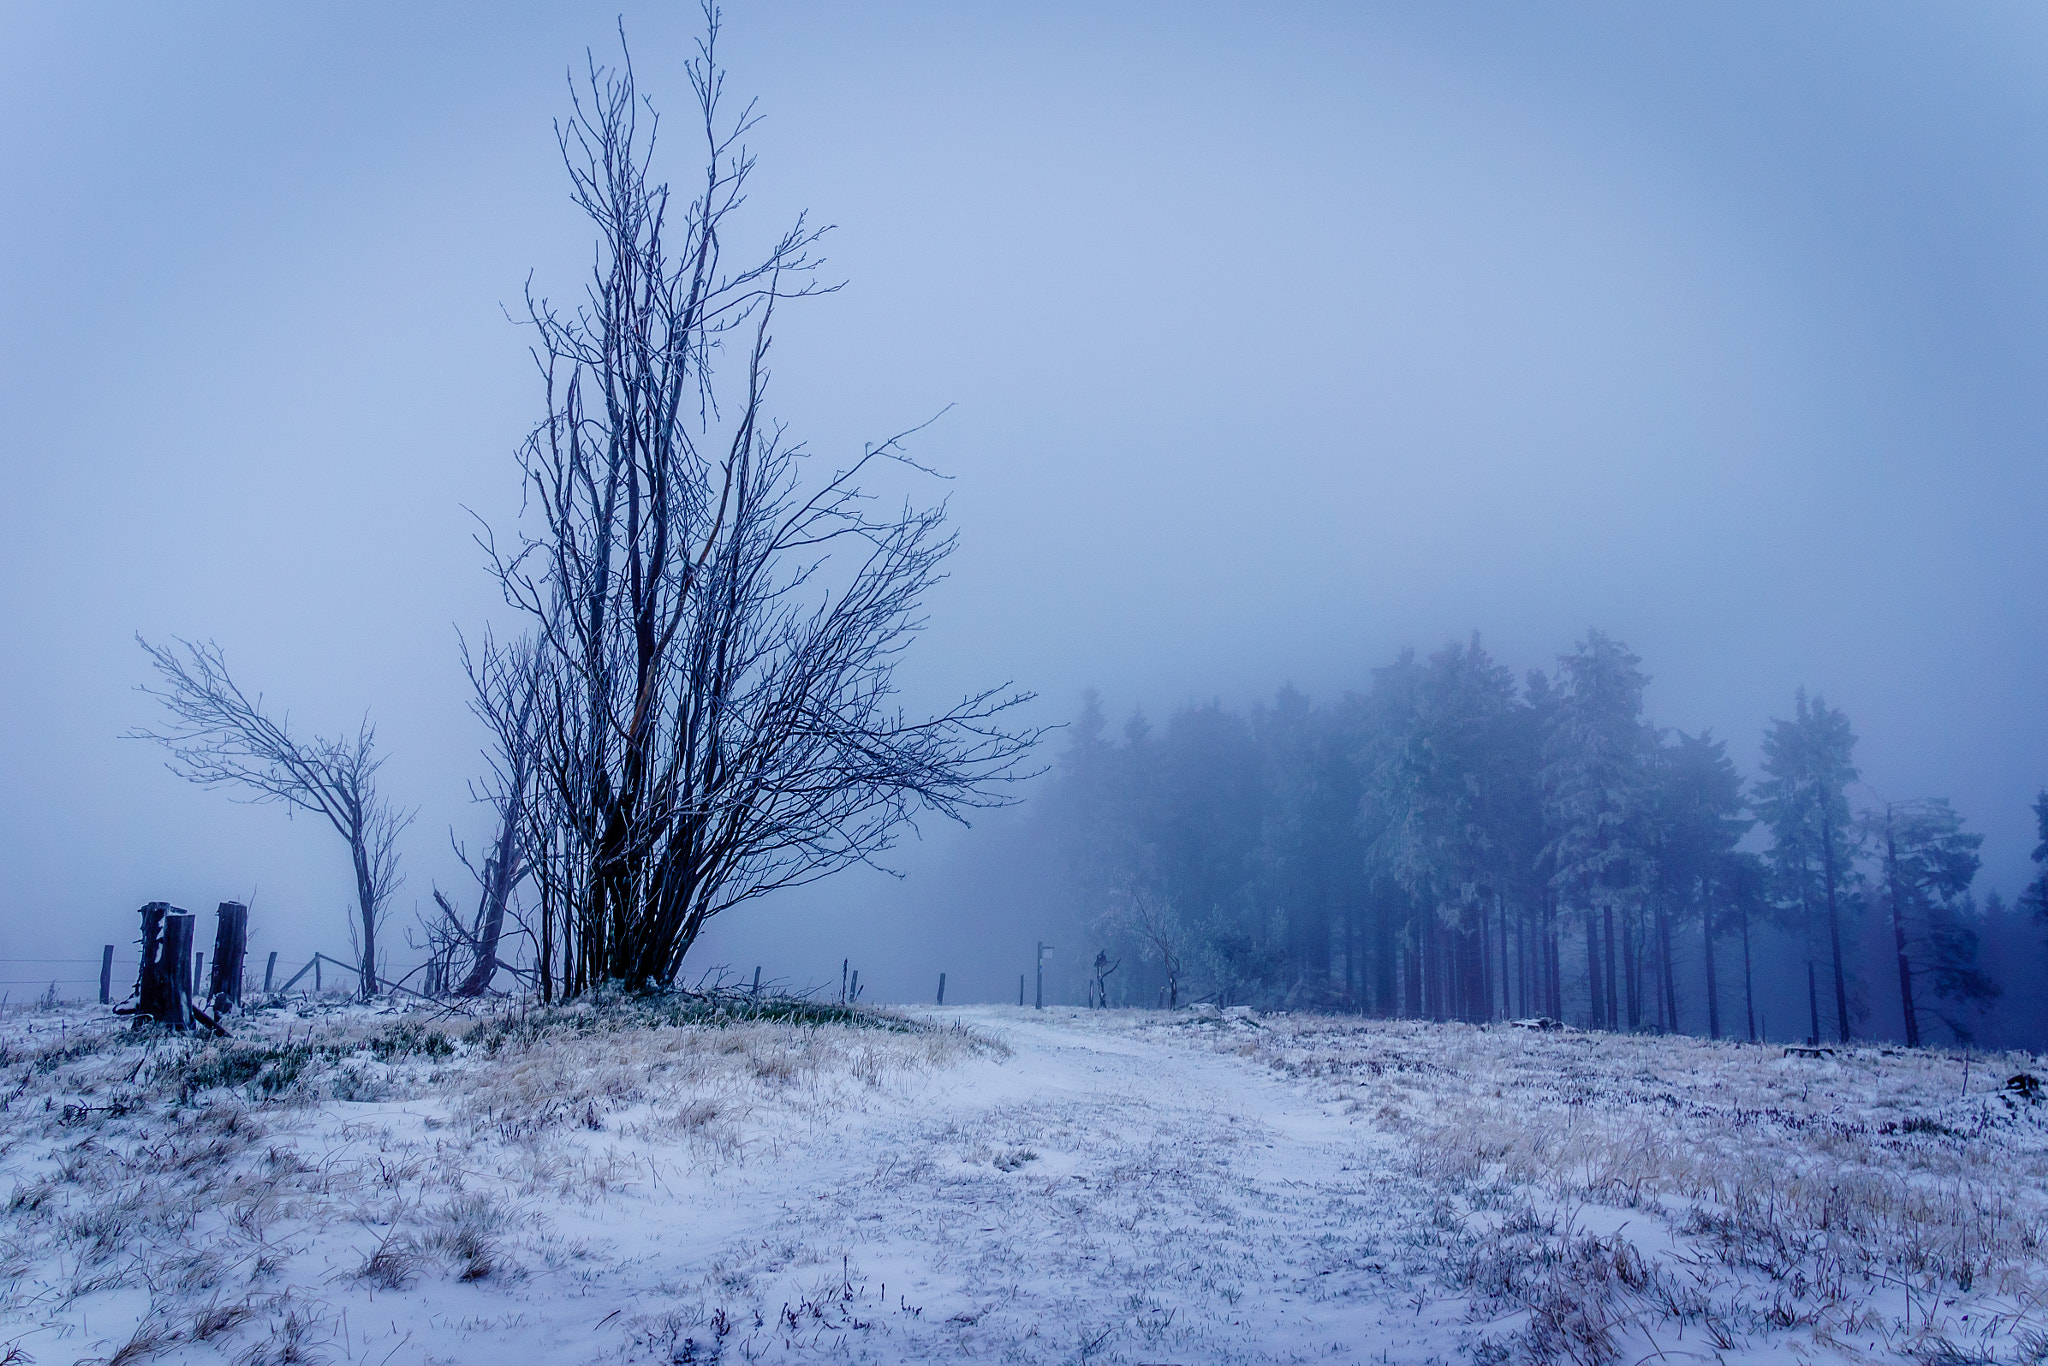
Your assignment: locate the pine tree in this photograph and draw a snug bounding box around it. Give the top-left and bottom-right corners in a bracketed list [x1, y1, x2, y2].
[1874, 798, 1995, 1045]
[1368, 636, 1523, 1021]
[1755, 690, 1861, 1044]
[1655, 730, 1751, 1038]
[1542, 631, 1656, 1031]
[2023, 791, 2048, 927]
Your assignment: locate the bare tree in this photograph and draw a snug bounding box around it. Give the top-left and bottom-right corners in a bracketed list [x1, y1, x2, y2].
[489, 18, 1038, 998]
[1111, 880, 1184, 1008]
[131, 636, 412, 999]
[1088, 949, 1120, 1009]
[428, 630, 541, 996]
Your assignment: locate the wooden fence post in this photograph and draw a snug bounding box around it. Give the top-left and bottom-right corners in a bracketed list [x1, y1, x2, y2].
[264, 950, 278, 992]
[136, 903, 167, 1023]
[210, 902, 248, 1013]
[937, 972, 946, 1006]
[751, 965, 762, 998]
[160, 911, 195, 1031]
[99, 945, 114, 1005]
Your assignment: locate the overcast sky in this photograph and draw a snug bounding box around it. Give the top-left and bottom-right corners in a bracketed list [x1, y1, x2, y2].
[3, 3, 2044, 999]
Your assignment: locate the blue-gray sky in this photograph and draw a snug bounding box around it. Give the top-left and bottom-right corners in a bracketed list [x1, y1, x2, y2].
[2, 3, 2044, 999]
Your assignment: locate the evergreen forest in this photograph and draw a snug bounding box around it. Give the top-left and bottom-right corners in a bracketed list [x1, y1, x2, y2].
[1038, 631, 2048, 1048]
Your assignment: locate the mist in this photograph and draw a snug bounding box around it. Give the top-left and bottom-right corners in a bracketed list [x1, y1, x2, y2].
[2, 4, 2044, 1022]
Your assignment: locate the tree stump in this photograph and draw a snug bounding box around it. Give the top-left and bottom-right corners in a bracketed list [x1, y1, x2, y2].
[135, 903, 194, 1031]
[210, 901, 248, 1013]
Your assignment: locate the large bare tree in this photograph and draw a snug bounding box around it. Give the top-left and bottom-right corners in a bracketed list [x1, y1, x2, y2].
[131, 636, 412, 999]
[492, 19, 1038, 998]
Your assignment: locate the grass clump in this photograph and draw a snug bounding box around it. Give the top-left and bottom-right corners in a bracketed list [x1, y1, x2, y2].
[157, 1043, 317, 1103]
[365, 1019, 455, 1061]
[462, 987, 922, 1057]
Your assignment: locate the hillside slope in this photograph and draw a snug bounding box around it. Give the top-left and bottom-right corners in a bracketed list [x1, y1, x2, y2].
[1, 1000, 2043, 1364]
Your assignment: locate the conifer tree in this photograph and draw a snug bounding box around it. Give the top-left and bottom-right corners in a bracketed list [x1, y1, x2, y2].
[1369, 636, 1521, 1021]
[1873, 798, 1995, 1045]
[1655, 730, 1750, 1038]
[1755, 690, 1861, 1044]
[2024, 791, 2048, 927]
[1541, 631, 1655, 1030]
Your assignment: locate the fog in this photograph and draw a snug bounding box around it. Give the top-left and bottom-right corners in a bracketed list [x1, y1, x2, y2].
[2, 4, 2044, 1012]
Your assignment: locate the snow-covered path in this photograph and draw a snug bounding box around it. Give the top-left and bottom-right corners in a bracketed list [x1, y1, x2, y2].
[514, 1006, 1473, 1364]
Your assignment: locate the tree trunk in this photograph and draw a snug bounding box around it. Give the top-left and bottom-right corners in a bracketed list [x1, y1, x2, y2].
[352, 829, 379, 1000]
[1738, 895, 1756, 1042]
[456, 795, 525, 997]
[1498, 897, 1511, 1019]
[1540, 901, 1556, 1019]
[1824, 822, 1852, 1043]
[1658, 902, 1678, 1033]
[1602, 903, 1619, 1030]
[1621, 905, 1640, 1030]
[1507, 909, 1523, 1015]
[1423, 919, 1438, 1020]
[1806, 960, 1822, 1047]
[1585, 912, 1604, 1028]
[1887, 810, 1921, 1048]
[1701, 883, 1721, 1040]
[1376, 894, 1397, 1017]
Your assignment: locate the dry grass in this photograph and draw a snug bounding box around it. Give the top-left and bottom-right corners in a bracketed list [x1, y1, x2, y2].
[1194, 1011, 2048, 1364]
[0, 995, 985, 1364]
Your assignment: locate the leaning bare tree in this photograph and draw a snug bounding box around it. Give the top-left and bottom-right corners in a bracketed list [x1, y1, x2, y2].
[491, 20, 1038, 999]
[424, 629, 541, 996]
[131, 636, 413, 999]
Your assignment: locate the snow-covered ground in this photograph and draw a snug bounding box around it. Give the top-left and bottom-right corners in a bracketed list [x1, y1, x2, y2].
[2, 998, 2045, 1364]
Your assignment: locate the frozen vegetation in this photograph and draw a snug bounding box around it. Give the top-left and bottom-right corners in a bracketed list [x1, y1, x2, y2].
[1, 997, 2045, 1365]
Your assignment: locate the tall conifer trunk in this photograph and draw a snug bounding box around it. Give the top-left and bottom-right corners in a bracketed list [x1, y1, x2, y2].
[1824, 824, 1851, 1042]
[1621, 906, 1639, 1029]
[1585, 914, 1604, 1027]
[1886, 809, 1921, 1048]
[1739, 896, 1757, 1041]
[1602, 905, 1619, 1030]
[1701, 885, 1721, 1040]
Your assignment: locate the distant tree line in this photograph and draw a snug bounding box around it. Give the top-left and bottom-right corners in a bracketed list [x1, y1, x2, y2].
[1044, 630, 2048, 1046]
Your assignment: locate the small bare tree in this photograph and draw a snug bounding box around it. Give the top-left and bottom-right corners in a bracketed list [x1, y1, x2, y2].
[131, 636, 412, 999]
[426, 630, 541, 996]
[489, 18, 1039, 998]
[1111, 879, 1184, 1009]
[1088, 949, 1120, 1009]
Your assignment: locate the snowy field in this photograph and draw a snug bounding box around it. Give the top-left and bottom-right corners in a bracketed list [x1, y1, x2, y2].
[2, 998, 2046, 1365]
